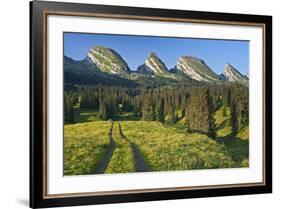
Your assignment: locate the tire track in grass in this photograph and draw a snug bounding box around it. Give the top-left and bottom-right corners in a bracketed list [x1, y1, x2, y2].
[104, 123, 136, 173]
[118, 123, 149, 172]
[94, 122, 116, 174]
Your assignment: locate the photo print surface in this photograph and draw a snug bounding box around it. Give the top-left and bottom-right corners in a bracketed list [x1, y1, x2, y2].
[63, 32, 249, 176]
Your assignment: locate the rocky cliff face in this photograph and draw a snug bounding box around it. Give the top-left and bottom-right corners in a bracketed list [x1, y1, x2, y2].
[87, 46, 130, 75]
[65, 45, 249, 86]
[176, 56, 219, 82]
[137, 53, 169, 75]
[223, 63, 247, 81]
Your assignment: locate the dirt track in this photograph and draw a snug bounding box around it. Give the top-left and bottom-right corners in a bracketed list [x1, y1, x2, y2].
[118, 123, 149, 172]
[94, 122, 116, 174]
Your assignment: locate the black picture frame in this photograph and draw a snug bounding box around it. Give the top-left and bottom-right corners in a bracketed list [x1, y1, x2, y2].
[30, 1, 272, 208]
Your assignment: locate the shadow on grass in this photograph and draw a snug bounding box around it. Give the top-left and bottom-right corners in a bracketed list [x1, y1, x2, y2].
[217, 134, 249, 164]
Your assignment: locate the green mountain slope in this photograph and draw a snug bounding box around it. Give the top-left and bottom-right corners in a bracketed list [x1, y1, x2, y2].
[223, 63, 248, 82]
[87, 46, 131, 75]
[64, 55, 136, 87]
[176, 56, 220, 82]
[137, 52, 169, 74]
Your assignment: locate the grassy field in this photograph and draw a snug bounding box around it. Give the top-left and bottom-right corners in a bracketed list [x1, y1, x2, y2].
[64, 121, 111, 175]
[76, 108, 101, 123]
[214, 105, 249, 166]
[121, 121, 236, 171]
[64, 106, 249, 175]
[214, 105, 232, 137]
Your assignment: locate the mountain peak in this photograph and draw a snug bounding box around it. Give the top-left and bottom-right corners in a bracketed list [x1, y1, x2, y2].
[87, 46, 130, 74]
[148, 52, 158, 58]
[225, 63, 235, 69]
[65, 45, 249, 85]
[176, 56, 219, 82]
[223, 63, 246, 82]
[137, 52, 168, 74]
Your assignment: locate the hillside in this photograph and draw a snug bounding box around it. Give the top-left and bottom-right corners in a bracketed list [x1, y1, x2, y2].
[87, 46, 131, 75]
[223, 63, 248, 82]
[214, 105, 249, 166]
[176, 56, 220, 82]
[137, 52, 169, 75]
[64, 56, 137, 87]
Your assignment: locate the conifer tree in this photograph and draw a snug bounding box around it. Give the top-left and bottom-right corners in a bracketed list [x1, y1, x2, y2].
[231, 102, 238, 135]
[222, 105, 227, 117]
[64, 95, 74, 123]
[186, 88, 216, 137]
[142, 95, 156, 121]
[99, 101, 109, 120]
[156, 98, 165, 123]
[230, 84, 249, 135]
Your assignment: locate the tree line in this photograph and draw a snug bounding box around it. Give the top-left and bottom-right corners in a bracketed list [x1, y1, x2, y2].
[64, 83, 248, 137]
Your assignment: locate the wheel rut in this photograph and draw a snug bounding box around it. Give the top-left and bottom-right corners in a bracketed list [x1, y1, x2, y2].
[94, 122, 116, 174]
[118, 123, 149, 172]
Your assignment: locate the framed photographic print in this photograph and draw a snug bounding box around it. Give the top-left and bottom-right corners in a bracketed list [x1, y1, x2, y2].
[30, 0, 272, 208]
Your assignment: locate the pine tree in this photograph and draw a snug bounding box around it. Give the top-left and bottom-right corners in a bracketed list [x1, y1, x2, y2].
[80, 92, 89, 108]
[230, 84, 249, 135]
[207, 90, 217, 138]
[132, 95, 141, 116]
[186, 88, 216, 137]
[99, 101, 109, 120]
[142, 94, 156, 121]
[64, 95, 74, 123]
[156, 98, 165, 123]
[231, 101, 238, 135]
[222, 105, 227, 117]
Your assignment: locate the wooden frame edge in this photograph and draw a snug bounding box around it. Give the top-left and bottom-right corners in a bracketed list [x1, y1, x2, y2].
[30, 1, 272, 208]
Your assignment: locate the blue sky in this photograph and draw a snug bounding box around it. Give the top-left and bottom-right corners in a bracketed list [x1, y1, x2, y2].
[64, 32, 249, 75]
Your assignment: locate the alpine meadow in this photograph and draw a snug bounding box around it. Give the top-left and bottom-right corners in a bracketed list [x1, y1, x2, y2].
[63, 33, 249, 176]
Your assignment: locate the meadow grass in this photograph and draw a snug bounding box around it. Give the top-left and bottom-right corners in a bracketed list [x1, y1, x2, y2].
[214, 105, 232, 137]
[64, 121, 111, 175]
[105, 123, 136, 174]
[236, 126, 249, 140]
[121, 121, 236, 171]
[220, 134, 249, 166]
[175, 117, 188, 132]
[214, 105, 249, 167]
[77, 108, 101, 123]
[64, 107, 249, 175]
